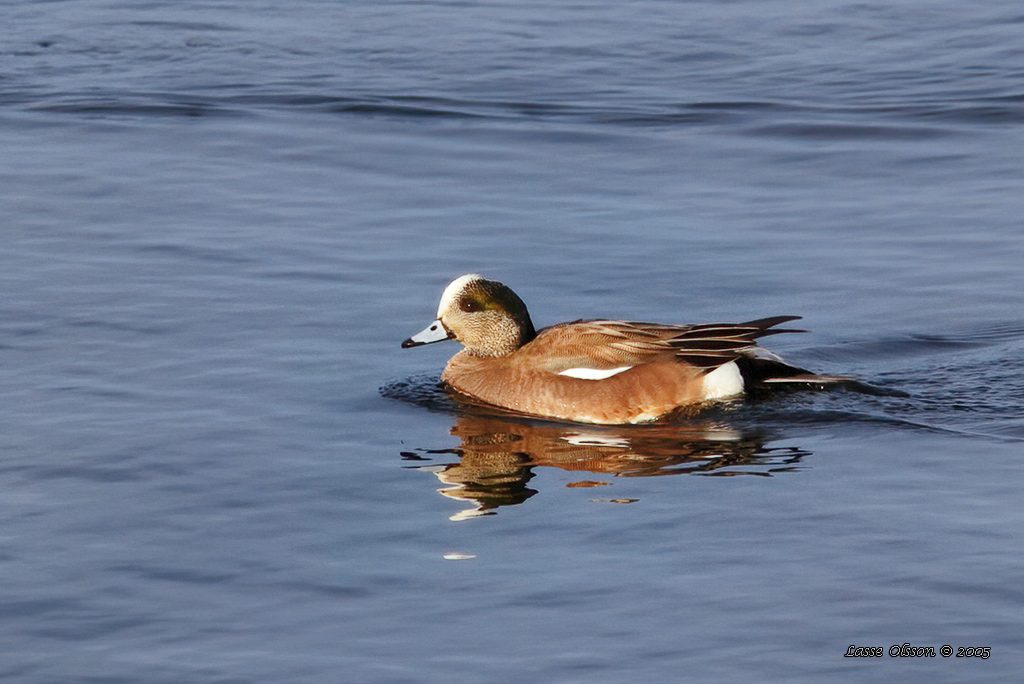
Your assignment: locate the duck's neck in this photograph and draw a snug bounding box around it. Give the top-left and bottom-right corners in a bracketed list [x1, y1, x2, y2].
[470, 316, 536, 357]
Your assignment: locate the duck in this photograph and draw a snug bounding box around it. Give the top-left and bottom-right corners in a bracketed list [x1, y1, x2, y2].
[402, 274, 843, 425]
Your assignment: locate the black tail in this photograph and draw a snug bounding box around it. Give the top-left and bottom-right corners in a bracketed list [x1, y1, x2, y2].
[735, 354, 856, 396]
[740, 316, 807, 339]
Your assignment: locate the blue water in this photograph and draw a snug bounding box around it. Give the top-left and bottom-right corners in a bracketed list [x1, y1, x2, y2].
[2, 0, 1024, 681]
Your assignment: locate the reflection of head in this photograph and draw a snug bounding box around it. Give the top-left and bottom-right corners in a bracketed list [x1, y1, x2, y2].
[434, 449, 537, 519]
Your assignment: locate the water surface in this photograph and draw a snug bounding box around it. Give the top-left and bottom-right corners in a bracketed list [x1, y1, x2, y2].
[2, 0, 1023, 681]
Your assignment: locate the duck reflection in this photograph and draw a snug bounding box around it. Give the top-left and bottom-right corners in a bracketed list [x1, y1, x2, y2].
[403, 411, 811, 520]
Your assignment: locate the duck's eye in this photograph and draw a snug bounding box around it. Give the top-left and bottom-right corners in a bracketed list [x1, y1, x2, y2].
[459, 297, 483, 313]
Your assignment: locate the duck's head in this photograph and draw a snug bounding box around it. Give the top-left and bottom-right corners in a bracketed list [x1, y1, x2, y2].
[402, 274, 536, 357]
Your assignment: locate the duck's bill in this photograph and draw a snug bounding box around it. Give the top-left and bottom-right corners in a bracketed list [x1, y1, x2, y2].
[401, 319, 453, 348]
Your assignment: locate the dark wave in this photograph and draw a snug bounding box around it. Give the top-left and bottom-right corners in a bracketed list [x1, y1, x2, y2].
[14, 88, 1024, 130]
[745, 122, 949, 141]
[805, 321, 1024, 363]
[379, 372, 456, 414]
[29, 96, 243, 118]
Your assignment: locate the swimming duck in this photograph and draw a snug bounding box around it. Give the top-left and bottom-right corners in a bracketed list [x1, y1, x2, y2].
[402, 274, 839, 424]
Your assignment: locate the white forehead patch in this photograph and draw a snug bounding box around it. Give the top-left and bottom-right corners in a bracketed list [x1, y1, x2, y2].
[438, 273, 484, 317]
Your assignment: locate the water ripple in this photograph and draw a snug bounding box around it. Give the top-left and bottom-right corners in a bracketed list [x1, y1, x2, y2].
[12, 87, 1023, 133]
[30, 96, 242, 118]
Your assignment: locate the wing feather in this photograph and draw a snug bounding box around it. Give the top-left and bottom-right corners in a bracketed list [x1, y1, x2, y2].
[533, 317, 804, 373]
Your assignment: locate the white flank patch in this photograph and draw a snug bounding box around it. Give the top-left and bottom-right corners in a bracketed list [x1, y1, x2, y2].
[702, 361, 744, 399]
[557, 366, 633, 380]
